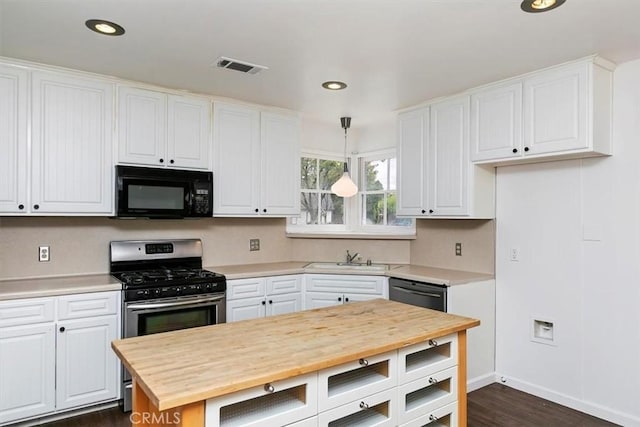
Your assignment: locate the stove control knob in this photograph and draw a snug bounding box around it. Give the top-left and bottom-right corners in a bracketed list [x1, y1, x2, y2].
[175, 287, 182, 293]
[154, 288, 162, 296]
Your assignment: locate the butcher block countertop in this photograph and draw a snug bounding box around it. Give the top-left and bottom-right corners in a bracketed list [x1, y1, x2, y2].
[111, 298, 479, 411]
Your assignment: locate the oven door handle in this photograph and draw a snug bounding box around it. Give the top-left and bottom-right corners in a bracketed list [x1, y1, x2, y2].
[392, 286, 443, 299]
[126, 295, 225, 310]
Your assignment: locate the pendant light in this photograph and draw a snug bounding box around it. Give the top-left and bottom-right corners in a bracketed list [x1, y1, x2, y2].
[331, 117, 358, 198]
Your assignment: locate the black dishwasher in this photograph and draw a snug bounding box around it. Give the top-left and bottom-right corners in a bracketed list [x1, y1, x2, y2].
[388, 277, 447, 312]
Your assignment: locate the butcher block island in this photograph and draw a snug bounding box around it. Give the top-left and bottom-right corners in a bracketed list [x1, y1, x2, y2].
[111, 299, 479, 427]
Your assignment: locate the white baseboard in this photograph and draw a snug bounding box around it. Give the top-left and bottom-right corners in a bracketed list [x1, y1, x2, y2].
[467, 373, 496, 392]
[495, 373, 640, 427]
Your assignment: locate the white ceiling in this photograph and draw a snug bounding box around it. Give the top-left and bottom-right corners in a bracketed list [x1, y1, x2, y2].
[2, 0, 640, 128]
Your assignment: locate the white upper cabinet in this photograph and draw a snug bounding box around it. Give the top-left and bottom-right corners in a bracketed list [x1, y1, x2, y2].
[213, 102, 300, 217]
[31, 71, 114, 214]
[260, 112, 301, 215]
[470, 82, 522, 162]
[118, 86, 210, 170]
[397, 97, 495, 218]
[471, 56, 613, 165]
[0, 65, 28, 213]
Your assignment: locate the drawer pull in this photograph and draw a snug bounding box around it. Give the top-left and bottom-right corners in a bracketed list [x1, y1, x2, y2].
[359, 358, 369, 366]
[428, 339, 438, 347]
[428, 377, 438, 385]
[429, 414, 439, 421]
[359, 401, 369, 409]
[264, 383, 275, 393]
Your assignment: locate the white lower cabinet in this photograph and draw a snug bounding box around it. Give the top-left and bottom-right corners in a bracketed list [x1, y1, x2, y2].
[226, 275, 303, 322]
[399, 402, 458, 427]
[397, 366, 458, 425]
[0, 291, 120, 425]
[206, 373, 318, 427]
[304, 275, 387, 310]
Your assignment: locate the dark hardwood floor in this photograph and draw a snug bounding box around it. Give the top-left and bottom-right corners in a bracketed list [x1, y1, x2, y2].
[38, 383, 619, 426]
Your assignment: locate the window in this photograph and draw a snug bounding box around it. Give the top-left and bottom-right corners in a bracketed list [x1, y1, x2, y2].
[287, 151, 415, 236]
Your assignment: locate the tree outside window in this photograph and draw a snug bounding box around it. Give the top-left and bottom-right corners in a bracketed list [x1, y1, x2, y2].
[360, 157, 412, 227]
[300, 157, 345, 225]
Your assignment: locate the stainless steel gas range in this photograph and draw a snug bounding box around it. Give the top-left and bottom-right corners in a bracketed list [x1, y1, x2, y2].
[109, 239, 226, 412]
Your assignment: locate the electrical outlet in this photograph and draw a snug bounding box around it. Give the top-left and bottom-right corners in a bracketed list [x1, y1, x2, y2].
[249, 239, 260, 251]
[510, 247, 520, 262]
[455, 242, 462, 256]
[39, 246, 50, 262]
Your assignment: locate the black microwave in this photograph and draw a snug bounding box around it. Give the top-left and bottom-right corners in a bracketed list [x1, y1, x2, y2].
[115, 166, 213, 218]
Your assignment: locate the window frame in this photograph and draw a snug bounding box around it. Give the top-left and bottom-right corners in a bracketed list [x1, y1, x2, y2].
[286, 149, 415, 237]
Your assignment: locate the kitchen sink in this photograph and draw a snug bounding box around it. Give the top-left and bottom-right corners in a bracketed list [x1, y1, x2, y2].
[304, 262, 389, 272]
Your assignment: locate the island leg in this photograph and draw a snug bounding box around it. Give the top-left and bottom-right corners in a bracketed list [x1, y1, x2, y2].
[457, 330, 468, 427]
[132, 379, 204, 426]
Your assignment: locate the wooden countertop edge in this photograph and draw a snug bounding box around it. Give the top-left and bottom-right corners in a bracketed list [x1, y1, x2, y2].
[112, 316, 480, 411]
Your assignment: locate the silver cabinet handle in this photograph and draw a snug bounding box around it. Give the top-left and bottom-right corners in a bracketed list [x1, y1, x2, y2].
[359, 358, 369, 366]
[264, 383, 275, 393]
[428, 377, 438, 384]
[359, 401, 369, 409]
[428, 339, 438, 347]
[429, 414, 438, 421]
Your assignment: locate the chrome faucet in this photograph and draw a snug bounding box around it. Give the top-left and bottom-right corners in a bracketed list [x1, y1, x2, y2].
[345, 250, 360, 264]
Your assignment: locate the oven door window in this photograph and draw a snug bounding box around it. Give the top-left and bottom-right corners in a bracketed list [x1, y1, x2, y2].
[121, 178, 190, 216]
[139, 306, 213, 335]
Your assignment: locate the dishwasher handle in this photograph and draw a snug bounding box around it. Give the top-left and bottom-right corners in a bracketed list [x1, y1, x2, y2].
[391, 285, 443, 299]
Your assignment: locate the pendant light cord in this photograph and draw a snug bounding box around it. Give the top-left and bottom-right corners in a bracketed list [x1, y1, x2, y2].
[343, 128, 349, 173]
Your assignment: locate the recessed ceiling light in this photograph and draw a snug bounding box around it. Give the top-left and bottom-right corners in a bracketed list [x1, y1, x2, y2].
[322, 81, 347, 90]
[85, 19, 125, 36]
[520, 0, 566, 13]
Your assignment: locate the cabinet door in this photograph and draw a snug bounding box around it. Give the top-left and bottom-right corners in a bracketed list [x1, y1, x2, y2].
[31, 71, 114, 214]
[266, 275, 302, 295]
[0, 65, 28, 214]
[213, 102, 260, 215]
[226, 297, 266, 322]
[0, 324, 55, 424]
[523, 62, 588, 155]
[118, 86, 167, 167]
[260, 112, 301, 216]
[397, 108, 428, 216]
[304, 291, 343, 310]
[55, 316, 118, 410]
[267, 293, 302, 317]
[167, 95, 211, 169]
[429, 96, 469, 216]
[470, 82, 523, 162]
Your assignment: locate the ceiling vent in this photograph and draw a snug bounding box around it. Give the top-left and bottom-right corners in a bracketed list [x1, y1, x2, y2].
[215, 56, 268, 75]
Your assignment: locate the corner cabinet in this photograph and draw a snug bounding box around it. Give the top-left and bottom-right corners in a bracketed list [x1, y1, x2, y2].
[117, 86, 211, 170]
[396, 96, 495, 219]
[0, 64, 28, 213]
[0, 291, 120, 425]
[213, 102, 300, 217]
[30, 71, 114, 214]
[304, 274, 387, 309]
[470, 56, 613, 165]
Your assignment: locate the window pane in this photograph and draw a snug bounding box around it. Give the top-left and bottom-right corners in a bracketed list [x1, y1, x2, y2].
[363, 193, 385, 225]
[301, 158, 317, 190]
[320, 193, 344, 224]
[300, 192, 319, 224]
[387, 193, 411, 226]
[319, 160, 344, 190]
[364, 159, 387, 191]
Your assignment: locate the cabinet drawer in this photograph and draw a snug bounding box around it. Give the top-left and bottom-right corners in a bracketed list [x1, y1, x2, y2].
[286, 416, 318, 427]
[206, 373, 318, 427]
[317, 388, 397, 427]
[305, 274, 384, 295]
[398, 334, 457, 385]
[0, 297, 55, 327]
[267, 275, 302, 295]
[318, 351, 397, 412]
[227, 278, 266, 300]
[57, 291, 118, 320]
[397, 366, 458, 425]
[399, 401, 458, 427]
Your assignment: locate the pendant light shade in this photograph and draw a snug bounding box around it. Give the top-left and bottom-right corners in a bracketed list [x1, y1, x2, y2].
[331, 117, 358, 198]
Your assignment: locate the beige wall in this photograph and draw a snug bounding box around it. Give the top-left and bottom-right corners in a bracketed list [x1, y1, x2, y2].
[0, 217, 494, 281]
[410, 219, 495, 274]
